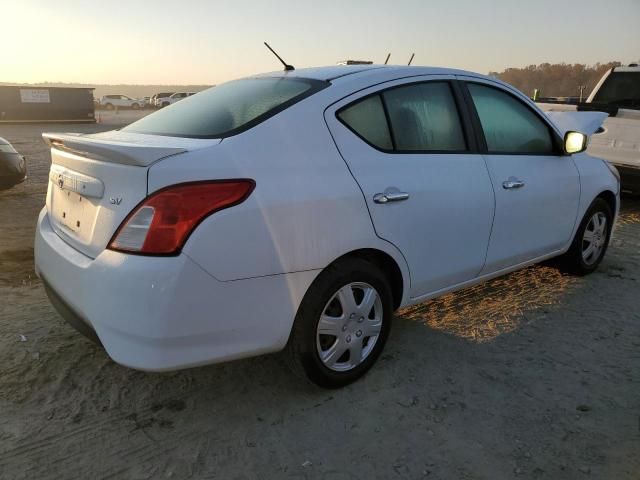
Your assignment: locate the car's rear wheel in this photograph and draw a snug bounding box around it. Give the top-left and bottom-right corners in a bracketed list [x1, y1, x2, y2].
[132, 103, 140, 110]
[105, 103, 114, 110]
[286, 257, 393, 388]
[559, 197, 613, 275]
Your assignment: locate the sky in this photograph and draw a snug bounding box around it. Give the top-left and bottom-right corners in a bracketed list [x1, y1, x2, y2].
[2, 0, 639, 85]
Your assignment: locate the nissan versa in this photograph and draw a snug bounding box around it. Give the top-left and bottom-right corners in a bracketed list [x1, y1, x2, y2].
[35, 65, 620, 388]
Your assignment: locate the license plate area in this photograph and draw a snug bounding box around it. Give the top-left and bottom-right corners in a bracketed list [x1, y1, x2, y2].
[51, 185, 96, 244]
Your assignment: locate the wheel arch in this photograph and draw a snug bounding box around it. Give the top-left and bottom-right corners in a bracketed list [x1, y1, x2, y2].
[328, 248, 406, 310]
[595, 190, 617, 218]
[571, 189, 617, 245]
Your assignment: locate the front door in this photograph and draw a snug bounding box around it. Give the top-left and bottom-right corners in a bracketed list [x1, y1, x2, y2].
[462, 79, 580, 273]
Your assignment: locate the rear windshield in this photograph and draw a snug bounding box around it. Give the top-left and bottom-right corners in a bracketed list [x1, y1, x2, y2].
[592, 72, 640, 109]
[124, 77, 327, 138]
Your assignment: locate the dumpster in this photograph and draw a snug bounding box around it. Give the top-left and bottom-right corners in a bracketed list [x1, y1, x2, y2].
[0, 86, 95, 123]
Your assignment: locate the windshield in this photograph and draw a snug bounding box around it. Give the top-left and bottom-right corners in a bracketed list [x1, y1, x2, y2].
[592, 72, 640, 109]
[124, 77, 327, 138]
[0, 144, 17, 153]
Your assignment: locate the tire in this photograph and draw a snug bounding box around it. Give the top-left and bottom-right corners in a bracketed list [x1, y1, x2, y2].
[162, 102, 169, 108]
[105, 103, 114, 110]
[132, 103, 140, 110]
[286, 257, 393, 388]
[559, 197, 613, 275]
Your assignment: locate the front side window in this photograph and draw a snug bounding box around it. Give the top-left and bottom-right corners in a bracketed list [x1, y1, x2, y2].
[467, 83, 553, 154]
[337, 95, 392, 150]
[124, 77, 326, 138]
[383, 82, 466, 151]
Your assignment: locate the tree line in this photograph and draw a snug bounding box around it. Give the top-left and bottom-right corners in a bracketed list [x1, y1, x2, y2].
[490, 62, 623, 99]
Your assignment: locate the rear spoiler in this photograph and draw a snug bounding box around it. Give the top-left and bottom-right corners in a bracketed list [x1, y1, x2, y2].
[42, 132, 188, 167]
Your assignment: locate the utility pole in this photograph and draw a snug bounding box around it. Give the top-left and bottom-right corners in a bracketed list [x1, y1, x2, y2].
[578, 85, 586, 103]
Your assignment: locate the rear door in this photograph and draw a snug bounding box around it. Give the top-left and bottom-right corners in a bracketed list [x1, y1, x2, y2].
[325, 76, 495, 297]
[460, 78, 580, 273]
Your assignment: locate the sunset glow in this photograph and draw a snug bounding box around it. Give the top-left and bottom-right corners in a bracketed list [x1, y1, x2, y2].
[3, 0, 639, 85]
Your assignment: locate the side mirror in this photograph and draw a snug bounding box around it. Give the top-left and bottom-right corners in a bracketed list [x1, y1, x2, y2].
[564, 131, 588, 155]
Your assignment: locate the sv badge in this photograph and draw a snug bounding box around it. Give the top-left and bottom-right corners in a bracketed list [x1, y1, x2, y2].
[109, 197, 123, 205]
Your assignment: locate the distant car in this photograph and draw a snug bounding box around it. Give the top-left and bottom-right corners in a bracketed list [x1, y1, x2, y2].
[142, 96, 151, 107]
[36, 65, 619, 388]
[0, 137, 27, 190]
[153, 92, 176, 108]
[167, 92, 196, 105]
[538, 64, 640, 194]
[99, 95, 143, 110]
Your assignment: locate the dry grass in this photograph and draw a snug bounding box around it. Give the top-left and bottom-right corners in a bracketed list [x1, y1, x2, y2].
[400, 264, 577, 343]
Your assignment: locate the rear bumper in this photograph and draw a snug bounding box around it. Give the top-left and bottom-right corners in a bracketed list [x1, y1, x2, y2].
[34, 208, 318, 371]
[0, 154, 27, 189]
[0, 174, 26, 190]
[41, 277, 102, 345]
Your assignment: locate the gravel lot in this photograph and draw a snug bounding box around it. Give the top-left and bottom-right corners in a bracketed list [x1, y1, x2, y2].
[0, 119, 638, 479]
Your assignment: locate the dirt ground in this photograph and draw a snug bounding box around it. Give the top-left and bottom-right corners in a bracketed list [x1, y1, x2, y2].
[0, 119, 638, 480]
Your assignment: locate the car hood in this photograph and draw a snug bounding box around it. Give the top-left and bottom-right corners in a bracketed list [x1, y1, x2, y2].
[545, 111, 609, 136]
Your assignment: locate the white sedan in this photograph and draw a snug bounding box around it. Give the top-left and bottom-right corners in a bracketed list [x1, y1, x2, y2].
[99, 94, 144, 110]
[35, 65, 619, 388]
[167, 92, 196, 105]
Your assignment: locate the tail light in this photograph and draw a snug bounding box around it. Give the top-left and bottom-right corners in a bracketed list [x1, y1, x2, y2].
[108, 180, 255, 255]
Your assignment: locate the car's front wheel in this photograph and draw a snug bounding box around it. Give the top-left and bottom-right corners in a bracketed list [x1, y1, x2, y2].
[286, 257, 393, 388]
[105, 103, 114, 110]
[559, 197, 613, 275]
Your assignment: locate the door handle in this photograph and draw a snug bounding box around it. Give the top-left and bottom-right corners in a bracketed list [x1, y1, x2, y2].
[502, 178, 525, 190]
[373, 190, 410, 204]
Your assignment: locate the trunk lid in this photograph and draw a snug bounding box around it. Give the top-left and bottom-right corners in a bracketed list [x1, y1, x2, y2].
[43, 130, 220, 258]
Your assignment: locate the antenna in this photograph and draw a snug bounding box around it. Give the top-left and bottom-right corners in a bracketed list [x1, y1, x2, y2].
[407, 53, 415, 66]
[384, 53, 391, 65]
[264, 42, 295, 71]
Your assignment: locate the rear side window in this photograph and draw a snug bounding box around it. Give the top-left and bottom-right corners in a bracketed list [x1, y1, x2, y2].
[124, 78, 327, 138]
[467, 83, 553, 154]
[337, 95, 392, 150]
[337, 81, 466, 152]
[383, 82, 466, 151]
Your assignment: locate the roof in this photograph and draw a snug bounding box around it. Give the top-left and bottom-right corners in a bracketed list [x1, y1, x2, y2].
[255, 64, 384, 81]
[255, 64, 482, 82]
[613, 65, 640, 73]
